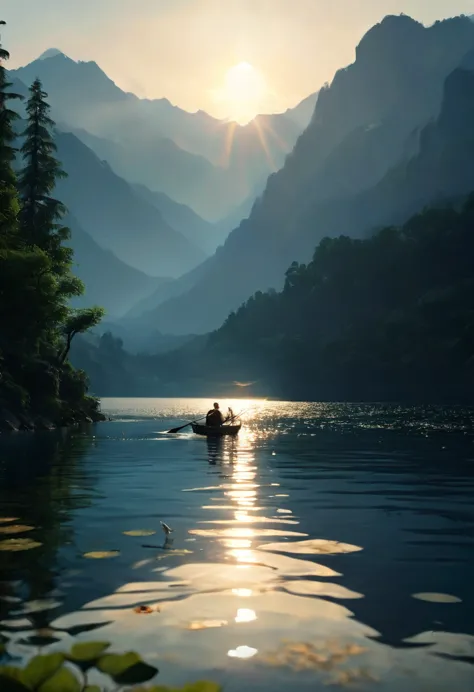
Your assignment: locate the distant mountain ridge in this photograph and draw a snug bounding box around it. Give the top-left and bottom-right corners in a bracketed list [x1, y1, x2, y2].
[68, 217, 166, 317]
[11, 52, 311, 219]
[139, 14, 474, 336]
[54, 131, 206, 277]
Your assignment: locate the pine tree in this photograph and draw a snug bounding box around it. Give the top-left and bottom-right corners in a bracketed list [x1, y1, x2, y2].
[1, 21, 104, 427]
[0, 20, 22, 246]
[19, 78, 70, 270]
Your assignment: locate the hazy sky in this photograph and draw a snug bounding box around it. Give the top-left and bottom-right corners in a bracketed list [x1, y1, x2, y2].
[2, 0, 474, 119]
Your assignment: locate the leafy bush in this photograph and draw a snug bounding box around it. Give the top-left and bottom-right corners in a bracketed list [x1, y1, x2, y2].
[0, 642, 221, 692]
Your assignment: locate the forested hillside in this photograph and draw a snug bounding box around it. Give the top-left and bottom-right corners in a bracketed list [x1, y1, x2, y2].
[73, 195, 474, 403]
[0, 29, 104, 431]
[146, 15, 474, 336]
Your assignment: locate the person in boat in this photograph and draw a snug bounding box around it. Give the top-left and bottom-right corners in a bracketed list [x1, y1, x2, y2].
[206, 402, 225, 427]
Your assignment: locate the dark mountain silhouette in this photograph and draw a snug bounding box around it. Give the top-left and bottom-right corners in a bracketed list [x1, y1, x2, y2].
[54, 131, 206, 276]
[283, 91, 319, 129]
[141, 14, 474, 335]
[68, 217, 166, 317]
[11, 53, 306, 219]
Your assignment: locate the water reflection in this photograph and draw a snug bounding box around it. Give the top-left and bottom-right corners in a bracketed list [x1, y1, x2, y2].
[0, 400, 473, 691]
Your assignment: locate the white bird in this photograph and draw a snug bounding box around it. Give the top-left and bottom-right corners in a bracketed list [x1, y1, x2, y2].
[160, 521, 173, 536]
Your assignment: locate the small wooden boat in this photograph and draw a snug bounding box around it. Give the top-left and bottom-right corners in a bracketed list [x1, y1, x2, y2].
[191, 422, 242, 437]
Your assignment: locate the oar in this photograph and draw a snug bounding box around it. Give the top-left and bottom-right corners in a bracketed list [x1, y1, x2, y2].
[167, 415, 206, 434]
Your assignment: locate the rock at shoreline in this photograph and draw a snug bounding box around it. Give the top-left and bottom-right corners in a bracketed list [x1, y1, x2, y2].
[0, 407, 106, 433]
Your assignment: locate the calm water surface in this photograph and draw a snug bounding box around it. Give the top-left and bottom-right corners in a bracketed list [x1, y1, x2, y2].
[1, 398, 474, 690]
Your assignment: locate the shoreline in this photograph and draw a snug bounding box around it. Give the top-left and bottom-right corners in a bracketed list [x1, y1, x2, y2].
[0, 408, 108, 433]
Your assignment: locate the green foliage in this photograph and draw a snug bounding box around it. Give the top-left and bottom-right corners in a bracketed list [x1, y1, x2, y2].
[0, 23, 104, 427]
[200, 194, 474, 401]
[0, 643, 195, 692]
[22, 654, 65, 689]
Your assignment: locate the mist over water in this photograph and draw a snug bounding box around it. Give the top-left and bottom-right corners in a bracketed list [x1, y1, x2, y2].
[1, 398, 473, 690]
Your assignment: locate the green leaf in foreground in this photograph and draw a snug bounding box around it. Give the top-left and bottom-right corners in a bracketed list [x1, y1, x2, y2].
[23, 653, 65, 688]
[97, 652, 158, 685]
[38, 667, 81, 692]
[0, 667, 30, 692]
[114, 661, 159, 685]
[84, 687, 101, 692]
[0, 674, 31, 692]
[97, 651, 141, 677]
[67, 641, 110, 669]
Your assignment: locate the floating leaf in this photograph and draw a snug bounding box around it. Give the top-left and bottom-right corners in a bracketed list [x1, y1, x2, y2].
[114, 661, 159, 686]
[0, 538, 42, 552]
[97, 651, 141, 677]
[0, 674, 30, 692]
[82, 551, 119, 559]
[0, 667, 29, 692]
[23, 653, 65, 688]
[0, 525, 35, 535]
[123, 530, 156, 537]
[68, 641, 110, 662]
[97, 652, 158, 685]
[67, 641, 110, 670]
[412, 592, 462, 603]
[38, 667, 81, 692]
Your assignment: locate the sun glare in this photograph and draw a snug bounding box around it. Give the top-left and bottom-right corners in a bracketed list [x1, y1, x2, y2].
[218, 62, 268, 125]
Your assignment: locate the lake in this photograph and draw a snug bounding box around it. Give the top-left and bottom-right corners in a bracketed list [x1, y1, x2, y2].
[1, 398, 474, 690]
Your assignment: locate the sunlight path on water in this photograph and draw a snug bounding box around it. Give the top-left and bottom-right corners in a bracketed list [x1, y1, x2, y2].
[0, 399, 473, 691]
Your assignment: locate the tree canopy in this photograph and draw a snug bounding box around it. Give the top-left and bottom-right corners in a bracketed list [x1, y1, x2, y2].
[0, 22, 104, 430]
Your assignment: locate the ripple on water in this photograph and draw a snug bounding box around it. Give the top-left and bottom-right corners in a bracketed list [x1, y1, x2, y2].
[0, 398, 473, 692]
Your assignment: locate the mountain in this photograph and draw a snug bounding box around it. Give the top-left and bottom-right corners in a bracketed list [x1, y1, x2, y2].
[11, 53, 306, 219]
[142, 14, 474, 336]
[131, 184, 223, 255]
[284, 91, 319, 130]
[61, 127, 221, 254]
[67, 217, 166, 317]
[190, 195, 474, 402]
[38, 48, 64, 60]
[54, 131, 206, 277]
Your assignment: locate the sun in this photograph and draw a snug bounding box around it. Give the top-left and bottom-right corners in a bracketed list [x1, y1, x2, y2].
[219, 62, 267, 124]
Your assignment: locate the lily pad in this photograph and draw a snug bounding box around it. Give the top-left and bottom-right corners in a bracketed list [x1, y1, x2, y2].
[23, 653, 65, 688]
[97, 652, 158, 685]
[0, 538, 42, 552]
[82, 551, 120, 559]
[123, 530, 157, 537]
[0, 667, 30, 692]
[0, 525, 35, 535]
[412, 592, 462, 603]
[38, 667, 81, 692]
[97, 651, 140, 676]
[67, 641, 110, 670]
[68, 641, 110, 662]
